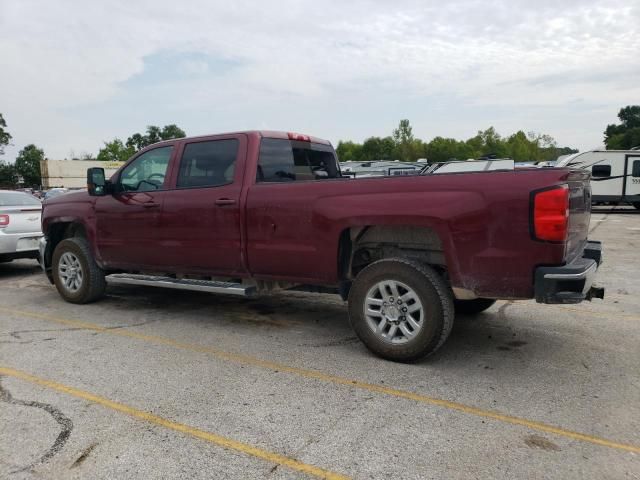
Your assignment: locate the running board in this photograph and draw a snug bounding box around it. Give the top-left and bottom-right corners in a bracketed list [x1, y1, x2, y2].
[106, 274, 255, 296]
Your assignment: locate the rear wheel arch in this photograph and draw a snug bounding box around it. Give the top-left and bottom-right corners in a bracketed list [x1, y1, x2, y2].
[339, 225, 450, 280]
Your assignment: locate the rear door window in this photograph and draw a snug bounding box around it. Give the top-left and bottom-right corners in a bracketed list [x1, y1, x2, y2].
[257, 138, 339, 182]
[177, 139, 239, 188]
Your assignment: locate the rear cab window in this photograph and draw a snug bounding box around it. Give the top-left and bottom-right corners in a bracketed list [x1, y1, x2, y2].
[257, 138, 340, 183]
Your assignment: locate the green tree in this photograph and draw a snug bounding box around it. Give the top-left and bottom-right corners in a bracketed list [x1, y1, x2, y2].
[505, 131, 535, 161]
[97, 139, 135, 162]
[126, 124, 186, 151]
[15, 144, 44, 187]
[604, 105, 640, 149]
[361, 136, 396, 160]
[393, 119, 420, 161]
[0, 160, 17, 187]
[335, 140, 364, 162]
[426, 137, 472, 163]
[0, 113, 12, 155]
[476, 127, 508, 158]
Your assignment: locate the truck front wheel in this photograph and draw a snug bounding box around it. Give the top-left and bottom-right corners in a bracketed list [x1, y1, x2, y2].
[348, 258, 454, 362]
[52, 237, 106, 304]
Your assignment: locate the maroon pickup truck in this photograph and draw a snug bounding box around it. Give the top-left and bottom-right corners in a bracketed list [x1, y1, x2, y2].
[40, 131, 604, 361]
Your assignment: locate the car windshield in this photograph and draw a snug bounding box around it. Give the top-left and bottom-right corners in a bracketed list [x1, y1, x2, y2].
[0, 191, 42, 206]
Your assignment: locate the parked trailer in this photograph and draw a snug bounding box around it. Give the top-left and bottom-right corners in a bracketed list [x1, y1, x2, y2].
[556, 150, 640, 209]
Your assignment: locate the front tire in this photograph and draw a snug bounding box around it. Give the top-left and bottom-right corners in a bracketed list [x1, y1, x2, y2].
[52, 237, 106, 304]
[348, 258, 454, 362]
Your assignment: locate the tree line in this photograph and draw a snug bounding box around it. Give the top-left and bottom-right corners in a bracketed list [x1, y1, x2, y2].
[337, 119, 578, 164]
[1, 106, 638, 188]
[604, 106, 640, 150]
[0, 120, 186, 188]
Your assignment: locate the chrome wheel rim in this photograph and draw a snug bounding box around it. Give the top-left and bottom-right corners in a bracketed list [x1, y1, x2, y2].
[364, 280, 423, 344]
[58, 252, 83, 293]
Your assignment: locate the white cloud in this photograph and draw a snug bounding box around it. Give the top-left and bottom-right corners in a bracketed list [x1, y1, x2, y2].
[0, 0, 638, 159]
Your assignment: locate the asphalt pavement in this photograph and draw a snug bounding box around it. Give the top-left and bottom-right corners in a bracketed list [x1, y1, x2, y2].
[1, 208, 638, 479]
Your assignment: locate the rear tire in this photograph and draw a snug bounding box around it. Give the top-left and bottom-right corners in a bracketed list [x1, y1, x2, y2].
[454, 298, 497, 315]
[52, 237, 106, 304]
[348, 258, 454, 362]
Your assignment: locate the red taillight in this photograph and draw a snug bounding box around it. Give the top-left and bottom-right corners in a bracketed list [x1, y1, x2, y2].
[0, 214, 9, 228]
[287, 132, 311, 142]
[533, 185, 569, 242]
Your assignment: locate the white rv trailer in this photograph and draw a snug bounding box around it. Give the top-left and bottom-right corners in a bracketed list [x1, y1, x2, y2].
[555, 149, 640, 209]
[423, 159, 515, 174]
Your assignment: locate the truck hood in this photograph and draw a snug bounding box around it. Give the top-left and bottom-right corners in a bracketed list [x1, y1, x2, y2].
[43, 190, 90, 205]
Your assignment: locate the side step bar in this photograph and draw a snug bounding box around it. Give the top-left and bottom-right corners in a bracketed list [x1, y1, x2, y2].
[106, 274, 255, 296]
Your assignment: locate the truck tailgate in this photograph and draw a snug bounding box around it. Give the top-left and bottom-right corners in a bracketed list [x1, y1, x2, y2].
[566, 170, 592, 263]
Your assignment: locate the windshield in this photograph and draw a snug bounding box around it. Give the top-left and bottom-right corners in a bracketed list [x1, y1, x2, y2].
[0, 191, 42, 206]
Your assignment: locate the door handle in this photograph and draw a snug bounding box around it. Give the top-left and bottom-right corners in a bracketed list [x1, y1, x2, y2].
[215, 198, 237, 206]
[142, 202, 160, 208]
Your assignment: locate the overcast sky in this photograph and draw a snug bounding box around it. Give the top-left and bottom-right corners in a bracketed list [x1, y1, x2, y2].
[1, 0, 638, 160]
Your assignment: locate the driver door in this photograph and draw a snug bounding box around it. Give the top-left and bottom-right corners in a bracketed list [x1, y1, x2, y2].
[95, 145, 176, 269]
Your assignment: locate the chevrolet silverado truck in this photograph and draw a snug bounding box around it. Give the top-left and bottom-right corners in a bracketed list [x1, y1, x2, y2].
[39, 131, 604, 361]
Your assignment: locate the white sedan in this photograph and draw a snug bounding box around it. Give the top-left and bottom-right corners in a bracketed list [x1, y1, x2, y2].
[0, 190, 43, 263]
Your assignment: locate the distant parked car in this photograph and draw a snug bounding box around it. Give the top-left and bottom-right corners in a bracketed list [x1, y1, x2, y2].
[44, 188, 69, 200]
[0, 190, 43, 263]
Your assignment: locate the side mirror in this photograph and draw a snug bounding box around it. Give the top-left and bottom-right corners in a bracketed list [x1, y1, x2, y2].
[87, 168, 107, 196]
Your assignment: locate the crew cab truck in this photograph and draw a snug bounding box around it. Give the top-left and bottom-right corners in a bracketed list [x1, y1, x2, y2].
[39, 131, 604, 362]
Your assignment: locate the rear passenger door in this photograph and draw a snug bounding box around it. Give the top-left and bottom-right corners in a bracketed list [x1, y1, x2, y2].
[161, 135, 247, 275]
[246, 138, 345, 282]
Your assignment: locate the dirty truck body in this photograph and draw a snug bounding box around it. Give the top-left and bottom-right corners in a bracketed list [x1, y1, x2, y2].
[39, 131, 603, 361]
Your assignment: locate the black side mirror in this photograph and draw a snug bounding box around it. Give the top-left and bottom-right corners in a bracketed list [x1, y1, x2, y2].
[87, 167, 107, 196]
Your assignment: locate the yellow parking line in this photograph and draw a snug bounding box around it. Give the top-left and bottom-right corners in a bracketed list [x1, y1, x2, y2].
[2, 307, 639, 455]
[0, 366, 349, 480]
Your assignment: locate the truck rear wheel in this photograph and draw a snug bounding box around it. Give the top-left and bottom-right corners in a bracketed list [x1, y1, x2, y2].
[348, 258, 454, 362]
[52, 237, 106, 304]
[454, 298, 496, 315]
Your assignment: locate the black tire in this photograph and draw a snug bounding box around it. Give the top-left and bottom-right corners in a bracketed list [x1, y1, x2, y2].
[52, 237, 106, 304]
[348, 258, 454, 362]
[454, 298, 497, 315]
[633, 202, 640, 210]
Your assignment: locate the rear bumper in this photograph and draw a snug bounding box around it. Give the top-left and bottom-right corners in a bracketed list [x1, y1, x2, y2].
[0, 230, 43, 259]
[534, 241, 604, 304]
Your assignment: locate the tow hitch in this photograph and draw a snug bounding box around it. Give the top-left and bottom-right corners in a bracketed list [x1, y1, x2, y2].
[586, 286, 605, 301]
